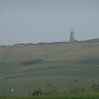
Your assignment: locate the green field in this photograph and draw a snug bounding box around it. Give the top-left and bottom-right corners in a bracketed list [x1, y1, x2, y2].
[0, 41, 99, 96]
[1, 93, 99, 99]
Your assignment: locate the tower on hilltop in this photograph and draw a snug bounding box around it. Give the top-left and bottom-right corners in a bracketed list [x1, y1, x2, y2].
[70, 30, 75, 42]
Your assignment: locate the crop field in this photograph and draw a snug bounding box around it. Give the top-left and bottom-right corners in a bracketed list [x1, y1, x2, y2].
[0, 41, 99, 96]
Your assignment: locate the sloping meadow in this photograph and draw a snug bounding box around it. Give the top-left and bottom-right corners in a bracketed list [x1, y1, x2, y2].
[0, 42, 99, 95]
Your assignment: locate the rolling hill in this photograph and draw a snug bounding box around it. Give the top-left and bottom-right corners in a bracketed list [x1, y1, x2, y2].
[0, 41, 99, 96]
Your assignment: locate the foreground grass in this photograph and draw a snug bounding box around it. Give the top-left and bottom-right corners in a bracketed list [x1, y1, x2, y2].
[3, 93, 99, 99]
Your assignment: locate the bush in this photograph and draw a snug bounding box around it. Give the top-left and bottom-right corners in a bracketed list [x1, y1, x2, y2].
[47, 83, 57, 94]
[90, 84, 99, 92]
[32, 89, 42, 96]
[22, 59, 42, 66]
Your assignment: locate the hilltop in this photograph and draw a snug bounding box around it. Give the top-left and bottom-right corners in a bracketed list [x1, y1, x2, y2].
[0, 41, 99, 96]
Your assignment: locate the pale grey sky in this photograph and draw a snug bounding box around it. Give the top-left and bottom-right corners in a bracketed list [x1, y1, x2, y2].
[0, 0, 99, 45]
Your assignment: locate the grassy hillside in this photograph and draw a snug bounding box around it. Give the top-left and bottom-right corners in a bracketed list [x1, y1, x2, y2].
[0, 41, 99, 96]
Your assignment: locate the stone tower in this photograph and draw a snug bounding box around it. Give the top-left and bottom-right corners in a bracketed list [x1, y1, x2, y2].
[70, 30, 75, 42]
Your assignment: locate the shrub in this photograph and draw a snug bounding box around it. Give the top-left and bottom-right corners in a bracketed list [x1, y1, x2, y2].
[90, 84, 99, 92]
[22, 59, 42, 66]
[32, 89, 42, 96]
[47, 83, 57, 94]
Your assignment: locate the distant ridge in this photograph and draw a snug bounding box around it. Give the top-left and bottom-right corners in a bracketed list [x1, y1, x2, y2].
[12, 38, 99, 46]
[0, 38, 99, 46]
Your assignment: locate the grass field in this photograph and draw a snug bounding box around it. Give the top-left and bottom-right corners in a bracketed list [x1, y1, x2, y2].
[1, 93, 99, 99]
[0, 41, 99, 96]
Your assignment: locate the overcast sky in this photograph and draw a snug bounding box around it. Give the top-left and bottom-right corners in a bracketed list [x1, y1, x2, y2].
[0, 0, 99, 45]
